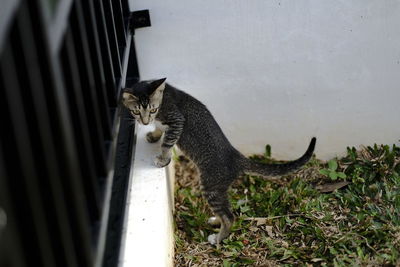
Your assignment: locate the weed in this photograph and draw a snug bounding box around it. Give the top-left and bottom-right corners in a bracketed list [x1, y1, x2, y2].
[319, 159, 347, 180]
[174, 144, 400, 266]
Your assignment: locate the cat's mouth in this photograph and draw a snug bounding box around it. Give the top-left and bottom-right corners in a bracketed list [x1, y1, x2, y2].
[138, 118, 152, 125]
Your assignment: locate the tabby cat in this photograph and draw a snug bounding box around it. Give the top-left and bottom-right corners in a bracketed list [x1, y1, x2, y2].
[122, 78, 316, 245]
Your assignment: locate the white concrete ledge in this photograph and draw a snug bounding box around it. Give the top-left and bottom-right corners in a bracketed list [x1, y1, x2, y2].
[119, 124, 174, 267]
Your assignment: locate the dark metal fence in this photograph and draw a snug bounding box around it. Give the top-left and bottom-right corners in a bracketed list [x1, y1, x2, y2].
[0, 0, 144, 266]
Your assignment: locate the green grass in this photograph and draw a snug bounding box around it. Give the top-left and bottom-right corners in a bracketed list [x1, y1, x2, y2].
[174, 144, 400, 266]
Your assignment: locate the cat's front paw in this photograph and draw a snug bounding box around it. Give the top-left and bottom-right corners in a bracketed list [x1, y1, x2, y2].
[154, 154, 171, 168]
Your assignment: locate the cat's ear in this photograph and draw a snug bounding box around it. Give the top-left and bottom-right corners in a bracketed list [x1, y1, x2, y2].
[122, 90, 137, 107]
[149, 78, 167, 96]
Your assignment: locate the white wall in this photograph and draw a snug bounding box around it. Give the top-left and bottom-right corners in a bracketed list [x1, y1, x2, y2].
[129, 0, 400, 159]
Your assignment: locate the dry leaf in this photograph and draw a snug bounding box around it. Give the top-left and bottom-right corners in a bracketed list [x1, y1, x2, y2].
[280, 240, 289, 248]
[311, 258, 323, 262]
[315, 181, 350, 193]
[265, 225, 274, 238]
[256, 218, 267, 226]
[249, 226, 259, 232]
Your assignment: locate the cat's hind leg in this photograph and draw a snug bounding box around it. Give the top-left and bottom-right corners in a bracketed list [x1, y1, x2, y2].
[204, 190, 234, 245]
[146, 128, 163, 143]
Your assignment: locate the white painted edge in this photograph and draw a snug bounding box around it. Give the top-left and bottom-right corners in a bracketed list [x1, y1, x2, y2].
[119, 124, 175, 267]
[94, 33, 133, 267]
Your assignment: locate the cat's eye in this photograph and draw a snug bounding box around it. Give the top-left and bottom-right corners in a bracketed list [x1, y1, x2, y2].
[149, 108, 158, 114]
[131, 110, 140, 115]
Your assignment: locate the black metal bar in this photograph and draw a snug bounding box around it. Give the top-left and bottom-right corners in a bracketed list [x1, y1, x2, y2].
[24, 2, 96, 266]
[111, 0, 127, 47]
[55, 37, 94, 267]
[26, 5, 96, 265]
[80, 0, 113, 142]
[102, 0, 123, 80]
[13, 3, 79, 266]
[121, 0, 131, 26]
[102, 36, 139, 267]
[46, 0, 73, 55]
[60, 28, 102, 226]
[125, 37, 141, 89]
[102, 110, 136, 267]
[93, 0, 118, 108]
[1, 0, 142, 265]
[0, 122, 27, 267]
[70, 1, 108, 177]
[0, 40, 56, 267]
[0, 0, 21, 52]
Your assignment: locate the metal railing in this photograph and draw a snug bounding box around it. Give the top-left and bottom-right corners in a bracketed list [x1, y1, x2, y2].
[0, 0, 142, 266]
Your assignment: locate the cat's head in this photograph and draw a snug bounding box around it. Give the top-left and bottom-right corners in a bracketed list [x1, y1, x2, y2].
[122, 78, 166, 125]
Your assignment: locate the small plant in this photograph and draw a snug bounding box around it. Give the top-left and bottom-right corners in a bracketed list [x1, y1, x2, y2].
[264, 144, 271, 159]
[319, 159, 347, 180]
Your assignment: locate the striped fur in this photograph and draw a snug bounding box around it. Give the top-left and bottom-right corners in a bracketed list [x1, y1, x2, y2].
[122, 79, 316, 245]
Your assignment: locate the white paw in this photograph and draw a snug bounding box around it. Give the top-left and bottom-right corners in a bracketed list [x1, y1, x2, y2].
[207, 234, 218, 245]
[154, 155, 171, 168]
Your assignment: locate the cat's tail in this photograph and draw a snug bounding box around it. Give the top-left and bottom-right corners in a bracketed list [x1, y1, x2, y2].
[241, 137, 316, 177]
